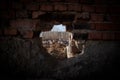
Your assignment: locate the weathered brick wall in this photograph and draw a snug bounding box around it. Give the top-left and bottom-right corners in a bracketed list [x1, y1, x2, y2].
[0, 0, 120, 79]
[0, 0, 120, 40]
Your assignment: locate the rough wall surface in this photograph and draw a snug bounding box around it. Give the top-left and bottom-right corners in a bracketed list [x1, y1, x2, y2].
[0, 0, 120, 80]
[0, 0, 120, 40]
[0, 37, 120, 80]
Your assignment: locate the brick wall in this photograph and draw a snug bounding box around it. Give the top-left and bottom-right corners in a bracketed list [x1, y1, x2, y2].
[0, 0, 120, 40]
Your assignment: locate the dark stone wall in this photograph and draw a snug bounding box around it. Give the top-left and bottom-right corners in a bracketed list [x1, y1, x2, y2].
[0, 37, 120, 80]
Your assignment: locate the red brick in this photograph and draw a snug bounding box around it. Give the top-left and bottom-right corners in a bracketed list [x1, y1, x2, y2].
[20, 0, 33, 4]
[50, 0, 61, 1]
[102, 32, 115, 40]
[26, 4, 39, 11]
[0, 11, 7, 18]
[68, 4, 81, 11]
[82, 5, 95, 12]
[95, 23, 120, 31]
[108, 5, 120, 14]
[89, 23, 96, 30]
[75, 12, 90, 21]
[94, 0, 108, 4]
[40, 4, 53, 11]
[115, 32, 120, 40]
[4, 29, 17, 36]
[16, 10, 28, 18]
[36, 0, 47, 2]
[10, 19, 39, 31]
[32, 11, 45, 18]
[80, 0, 94, 4]
[11, 2, 23, 10]
[0, 1, 8, 10]
[22, 30, 33, 39]
[88, 31, 102, 40]
[65, 0, 79, 3]
[90, 14, 104, 22]
[108, 0, 119, 4]
[110, 15, 120, 24]
[108, 25, 120, 31]
[95, 5, 107, 13]
[89, 31, 117, 40]
[0, 30, 2, 35]
[95, 23, 107, 30]
[0, 11, 15, 19]
[54, 4, 67, 11]
[9, 11, 16, 19]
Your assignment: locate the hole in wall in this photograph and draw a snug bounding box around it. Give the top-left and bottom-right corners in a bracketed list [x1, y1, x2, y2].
[40, 24, 86, 60]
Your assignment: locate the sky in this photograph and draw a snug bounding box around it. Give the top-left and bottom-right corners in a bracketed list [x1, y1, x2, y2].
[51, 24, 66, 32]
[40, 24, 66, 37]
